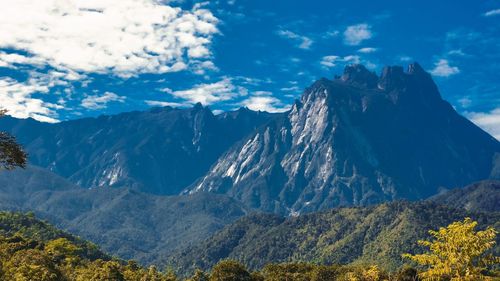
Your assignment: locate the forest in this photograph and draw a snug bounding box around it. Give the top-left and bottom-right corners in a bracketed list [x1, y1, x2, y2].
[0, 211, 498, 281]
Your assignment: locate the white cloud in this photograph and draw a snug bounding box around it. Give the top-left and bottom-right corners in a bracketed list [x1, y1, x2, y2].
[458, 96, 472, 108]
[145, 100, 187, 108]
[0, 0, 219, 77]
[281, 86, 300, 92]
[320, 56, 340, 68]
[277, 30, 313, 49]
[430, 59, 460, 77]
[447, 49, 466, 56]
[240, 92, 290, 113]
[357, 47, 377, 53]
[484, 9, 500, 17]
[0, 52, 46, 68]
[167, 78, 245, 105]
[320, 55, 360, 68]
[0, 77, 59, 123]
[81, 92, 126, 110]
[466, 107, 500, 140]
[343, 24, 372, 46]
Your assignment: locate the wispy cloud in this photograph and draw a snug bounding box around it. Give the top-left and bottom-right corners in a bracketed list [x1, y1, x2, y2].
[0, 0, 219, 77]
[144, 100, 188, 108]
[81, 92, 126, 110]
[343, 24, 373, 46]
[277, 30, 313, 49]
[166, 78, 246, 105]
[0, 77, 59, 123]
[483, 9, 500, 17]
[430, 59, 460, 77]
[320, 55, 361, 68]
[240, 91, 290, 113]
[466, 107, 500, 140]
[357, 47, 377, 54]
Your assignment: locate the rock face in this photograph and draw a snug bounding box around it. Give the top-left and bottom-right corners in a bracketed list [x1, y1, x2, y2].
[1, 62, 498, 215]
[0, 105, 277, 195]
[187, 63, 500, 214]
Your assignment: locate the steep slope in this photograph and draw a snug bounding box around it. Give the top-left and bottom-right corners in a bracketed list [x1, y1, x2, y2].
[0, 166, 247, 265]
[188, 63, 500, 214]
[0, 211, 108, 261]
[167, 201, 500, 273]
[430, 180, 500, 212]
[0, 106, 276, 195]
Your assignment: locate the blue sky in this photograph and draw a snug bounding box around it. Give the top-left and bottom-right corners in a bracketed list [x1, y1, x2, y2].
[0, 0, 499, 138]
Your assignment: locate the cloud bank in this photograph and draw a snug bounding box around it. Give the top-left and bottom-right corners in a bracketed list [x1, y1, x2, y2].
[466, 107, 500, 140]
[0, 0, 219, 77]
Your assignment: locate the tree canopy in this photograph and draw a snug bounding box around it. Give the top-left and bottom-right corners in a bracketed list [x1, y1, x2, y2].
[0, 110, 27, 170]
[404, 217, 499, 280]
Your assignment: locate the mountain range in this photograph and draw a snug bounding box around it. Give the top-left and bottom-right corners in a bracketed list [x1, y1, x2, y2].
[0, 62, 498, 270]
[187, 63, 499, 214]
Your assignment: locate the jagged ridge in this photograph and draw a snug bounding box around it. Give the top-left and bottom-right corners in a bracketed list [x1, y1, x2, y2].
[187, 63, 500, 214]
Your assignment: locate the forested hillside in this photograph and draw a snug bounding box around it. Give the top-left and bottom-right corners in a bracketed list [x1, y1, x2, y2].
[1, 211, 497, 281]
[167, 201, 500, 274]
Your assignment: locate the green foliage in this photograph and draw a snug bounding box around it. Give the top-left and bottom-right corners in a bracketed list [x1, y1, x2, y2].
[187, 269, 209, 281]
[404, 218, 499, 280]
[0, 212, 178, 281]
[0, 109, 27, 170]
[209, 260, 252, 281]
[1, 210, 498, 281]
[169, 201, 500, 274]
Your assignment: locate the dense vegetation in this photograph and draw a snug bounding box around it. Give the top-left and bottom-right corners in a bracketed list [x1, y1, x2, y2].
[168, 201, 500, 274]
[0, 212, 498, 280]
[404, 218, 499, 280]
[0, 166, 247, 264]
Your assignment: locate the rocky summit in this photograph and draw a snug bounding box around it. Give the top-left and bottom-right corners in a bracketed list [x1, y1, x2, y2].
[0, 63, 498, 216]
[187, 63, 500, 215]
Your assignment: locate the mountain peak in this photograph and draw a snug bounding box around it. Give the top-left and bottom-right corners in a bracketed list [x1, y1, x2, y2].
[407, 62, 425, 75]
[340, 64, 378, 89]
[378, 65, 406, 91]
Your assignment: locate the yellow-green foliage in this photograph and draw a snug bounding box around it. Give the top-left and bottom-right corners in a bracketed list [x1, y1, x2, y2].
[404, 217, 499, 281]
[0, 234, 177, 281]
[0, 212, 498, 281]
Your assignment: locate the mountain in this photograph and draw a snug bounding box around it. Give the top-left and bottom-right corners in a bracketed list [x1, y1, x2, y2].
[187, 63, 500, 214]
[0, 62, 498, 269]
[167, 201, 500, 274]
[1, 63, 497, 213]
[0, 106, 277, 195]
[430, 180, 500, 212]
[0, 165, 247, 265]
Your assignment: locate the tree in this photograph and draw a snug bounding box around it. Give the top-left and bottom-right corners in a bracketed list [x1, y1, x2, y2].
[210, 260, 252, 281]
[3, 248, 62, 281]
[404, 217, 499, 281]
[44, 238, 83, 265]
[188, 269, 209, 281]
[0, 110, 27, 170]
